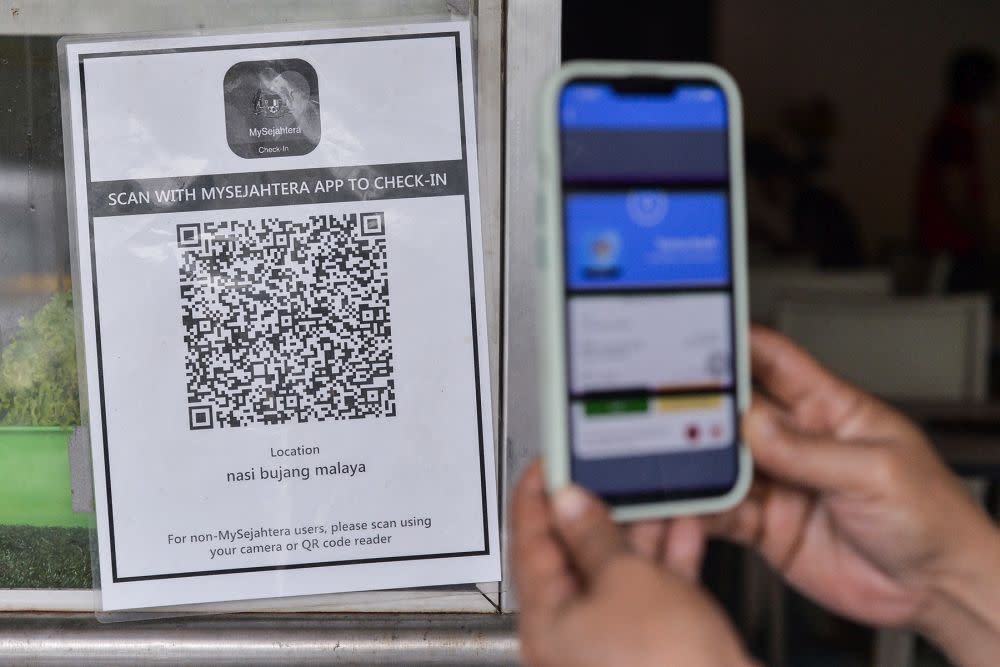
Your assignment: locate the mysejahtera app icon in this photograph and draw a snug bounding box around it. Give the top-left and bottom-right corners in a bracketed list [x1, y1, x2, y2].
[223, 59, 321, 159]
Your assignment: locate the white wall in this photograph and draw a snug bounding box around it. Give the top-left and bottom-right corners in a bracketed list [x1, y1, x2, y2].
[717, 0, 1000, 253]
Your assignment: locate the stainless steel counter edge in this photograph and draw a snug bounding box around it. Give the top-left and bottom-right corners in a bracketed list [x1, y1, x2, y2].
[0, 612, 520, 666]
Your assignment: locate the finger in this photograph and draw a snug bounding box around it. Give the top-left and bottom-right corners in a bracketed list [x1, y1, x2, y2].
[705, 480, 815, 576]
[551, 484, 628, 582]
[511, 461, 579, 616]
[703, 480, 770, 547]
[744, 401, 876, 493]
[750, 326, 866, 428]
[627, 520, 665, 560]
[662, 517, 706, 581]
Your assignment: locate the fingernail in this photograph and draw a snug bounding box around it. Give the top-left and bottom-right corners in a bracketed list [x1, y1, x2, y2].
[553, 485, 590, 522]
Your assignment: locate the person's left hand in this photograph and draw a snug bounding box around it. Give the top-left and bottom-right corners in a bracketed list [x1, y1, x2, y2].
[513, 461, 756, 667]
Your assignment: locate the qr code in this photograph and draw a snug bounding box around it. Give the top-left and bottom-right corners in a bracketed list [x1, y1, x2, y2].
[177, 212, 395, 430]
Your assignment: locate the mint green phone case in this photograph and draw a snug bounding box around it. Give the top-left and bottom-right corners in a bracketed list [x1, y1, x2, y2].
[537, 61, 752, 521]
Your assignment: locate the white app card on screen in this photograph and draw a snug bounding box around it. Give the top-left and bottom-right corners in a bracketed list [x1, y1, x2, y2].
[572, 394, 735, 460]
[568, 292, 733, 393]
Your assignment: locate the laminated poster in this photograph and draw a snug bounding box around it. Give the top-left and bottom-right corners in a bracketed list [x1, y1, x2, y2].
[60, 20, 500, 611]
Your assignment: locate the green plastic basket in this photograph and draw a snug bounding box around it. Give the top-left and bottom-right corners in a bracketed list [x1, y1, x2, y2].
[0, 426, 91, 528]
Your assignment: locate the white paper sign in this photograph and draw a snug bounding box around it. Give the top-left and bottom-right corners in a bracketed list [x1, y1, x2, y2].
[60, 21, 499, 611]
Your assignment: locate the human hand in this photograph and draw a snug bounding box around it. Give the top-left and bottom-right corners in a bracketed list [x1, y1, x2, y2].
[512, 462, 756, 667]
[693, 327, 1000, 667]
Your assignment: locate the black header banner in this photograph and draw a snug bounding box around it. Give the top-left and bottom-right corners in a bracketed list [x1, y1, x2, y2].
[89, 160, 467, 217]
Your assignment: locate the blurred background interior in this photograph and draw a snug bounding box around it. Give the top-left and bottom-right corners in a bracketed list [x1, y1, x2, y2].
[564, 2, 1000, 666]
[0, 1, 998, 665]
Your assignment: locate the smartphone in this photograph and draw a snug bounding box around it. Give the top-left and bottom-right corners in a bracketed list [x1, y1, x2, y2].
[538, 62, 751, 521]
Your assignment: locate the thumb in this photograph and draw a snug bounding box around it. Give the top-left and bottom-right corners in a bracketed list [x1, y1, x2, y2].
[745, 401, 875, 493]
[551, 484, 627, 582]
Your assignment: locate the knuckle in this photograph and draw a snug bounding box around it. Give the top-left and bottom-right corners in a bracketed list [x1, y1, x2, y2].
[869, 447, 904, 488]
[761, 427, 794, 465]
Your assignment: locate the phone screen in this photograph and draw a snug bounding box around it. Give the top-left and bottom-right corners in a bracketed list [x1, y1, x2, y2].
[559, 78, 739, 504]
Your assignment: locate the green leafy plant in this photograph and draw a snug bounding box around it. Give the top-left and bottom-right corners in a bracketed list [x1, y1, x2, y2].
[0, 524, 92, 588]
[0, 291, 81, 426]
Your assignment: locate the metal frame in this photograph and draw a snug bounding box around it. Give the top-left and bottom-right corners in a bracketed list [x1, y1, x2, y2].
[0, 613, 518, 665]
[499, 0, 562, 613]
[0, 1, 451, 34]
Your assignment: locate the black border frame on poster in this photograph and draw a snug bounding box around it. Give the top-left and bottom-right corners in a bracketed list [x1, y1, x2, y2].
[76, 31, 490, 584]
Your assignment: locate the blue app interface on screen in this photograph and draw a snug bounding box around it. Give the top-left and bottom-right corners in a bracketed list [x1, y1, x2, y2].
[565, 191, 730, 290]
[560, 81, 738, 501]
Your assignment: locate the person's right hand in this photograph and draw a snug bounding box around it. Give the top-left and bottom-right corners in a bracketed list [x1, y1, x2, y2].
[704, 327, 1000, 666]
